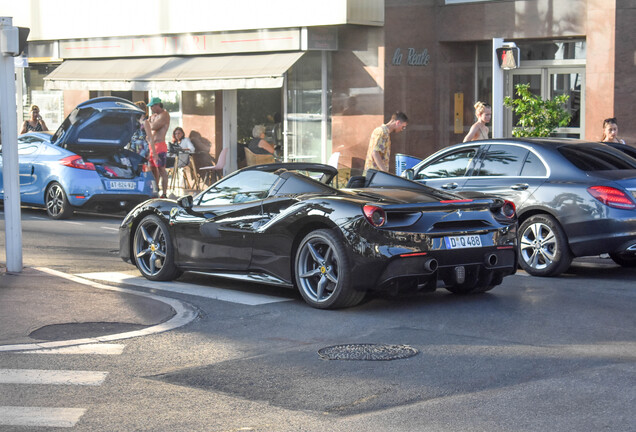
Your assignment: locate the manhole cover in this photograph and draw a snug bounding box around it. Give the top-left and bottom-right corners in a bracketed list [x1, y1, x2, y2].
[318, 344, 418, 361]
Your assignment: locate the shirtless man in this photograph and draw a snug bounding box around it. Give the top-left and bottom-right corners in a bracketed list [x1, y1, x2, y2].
[145, 97, 170, 198]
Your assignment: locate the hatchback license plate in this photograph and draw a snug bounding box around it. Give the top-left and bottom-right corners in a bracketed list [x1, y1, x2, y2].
[109, 180, 136, 190]
[444, 235, 482, 249]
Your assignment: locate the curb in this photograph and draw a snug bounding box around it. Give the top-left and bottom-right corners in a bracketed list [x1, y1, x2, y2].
[0, 267, 199, 353]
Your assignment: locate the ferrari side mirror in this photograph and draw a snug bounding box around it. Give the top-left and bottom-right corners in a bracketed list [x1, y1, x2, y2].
[177, 195, 193, 209]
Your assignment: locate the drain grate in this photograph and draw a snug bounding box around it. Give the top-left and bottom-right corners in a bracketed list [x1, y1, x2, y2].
[318, 344, 418, 361]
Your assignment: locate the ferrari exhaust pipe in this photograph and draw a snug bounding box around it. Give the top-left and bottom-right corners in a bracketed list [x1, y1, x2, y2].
[486, 253, 498, 267]
[424, 258, 438, 272]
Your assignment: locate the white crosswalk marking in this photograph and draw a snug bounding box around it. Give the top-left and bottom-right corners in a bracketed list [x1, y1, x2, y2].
[21, 343, 126, 355]
[0, 369, 108, 386]
[1, 342, 123, 428]
[76, 271, 292, 305]
[0, 406, 87, 428]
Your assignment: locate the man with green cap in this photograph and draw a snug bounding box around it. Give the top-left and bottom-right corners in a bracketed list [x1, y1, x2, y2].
[145, 97, 170, 197]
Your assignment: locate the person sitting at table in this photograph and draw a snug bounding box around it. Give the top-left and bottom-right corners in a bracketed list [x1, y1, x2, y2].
[248, 124, 275, 155]
[171, 127, 195, 167]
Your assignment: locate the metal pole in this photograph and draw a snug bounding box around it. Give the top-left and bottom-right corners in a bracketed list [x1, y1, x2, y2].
[0, 16, 23, 272]
[492, 38, 504, 138]
[321, 50, 328, 164]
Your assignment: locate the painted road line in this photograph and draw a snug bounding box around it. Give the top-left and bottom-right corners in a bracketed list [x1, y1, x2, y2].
[75, 271, 292, 306]
[21, 344, 126, 355]
[0, 406, 86, 428]
[100, 226, 119, 231]
[0, 369, 108, 386]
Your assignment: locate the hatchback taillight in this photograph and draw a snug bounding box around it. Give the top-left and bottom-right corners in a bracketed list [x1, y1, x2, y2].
[59, 155, 95, 171]
[587, 186, 636, 210]
[363, 205, 386, 227]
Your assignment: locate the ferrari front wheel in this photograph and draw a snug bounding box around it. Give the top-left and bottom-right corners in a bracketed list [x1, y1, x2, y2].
[133, 214, 180, 281]
[294, 229, 365, 309]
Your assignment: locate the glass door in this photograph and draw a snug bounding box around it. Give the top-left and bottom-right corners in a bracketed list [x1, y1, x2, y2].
[285, 52, 331, 163]
[548, 68, 584, 137]
[505, 69, 542, 137]
[505, 66, 584, 138]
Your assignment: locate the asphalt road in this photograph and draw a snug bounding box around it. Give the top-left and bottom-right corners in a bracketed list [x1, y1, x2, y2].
[1, 207, 635, 431]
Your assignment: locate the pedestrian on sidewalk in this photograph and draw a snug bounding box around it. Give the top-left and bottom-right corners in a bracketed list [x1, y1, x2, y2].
[463, 101, 491, 142]
[145, 97, 170, 198]
[601, 117, 626, 144]
[364, 111, 409, 172]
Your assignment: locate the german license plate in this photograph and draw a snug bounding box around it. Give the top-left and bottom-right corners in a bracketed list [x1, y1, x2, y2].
[109, 180, 136, 190]
[444, 234, 482, 249]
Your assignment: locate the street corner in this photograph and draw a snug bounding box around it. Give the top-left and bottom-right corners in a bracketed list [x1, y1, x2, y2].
[0, 266, 199, 352]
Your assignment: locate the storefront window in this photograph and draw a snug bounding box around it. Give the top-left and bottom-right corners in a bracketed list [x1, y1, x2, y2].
[477, 43, 492, 104]
[551, 72, 582, 129]
[517, 40, 586, 61]
[496, 40, 586, 137]
[237, 88, 282, 149]
[22, 64, 64, 131]
[286, 52, 331, 163]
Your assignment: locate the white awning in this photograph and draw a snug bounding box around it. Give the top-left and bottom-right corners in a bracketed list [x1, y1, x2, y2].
[44, 52, 305, 91]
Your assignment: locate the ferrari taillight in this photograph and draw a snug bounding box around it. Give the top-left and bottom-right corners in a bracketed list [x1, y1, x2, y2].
[59, 155, 95, 171]
[363, 205, 386, 227]
[587, 186, 636, 210]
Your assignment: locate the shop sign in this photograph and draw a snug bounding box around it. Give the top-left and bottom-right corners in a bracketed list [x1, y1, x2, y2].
[391, 48, 430, 66]
[59, 28, 301, 59]
[304, 27, 338, 51]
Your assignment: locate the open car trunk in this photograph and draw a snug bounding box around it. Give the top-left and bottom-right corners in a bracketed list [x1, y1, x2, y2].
[86, 148, 147, 180]
[52, 96, 146, 180]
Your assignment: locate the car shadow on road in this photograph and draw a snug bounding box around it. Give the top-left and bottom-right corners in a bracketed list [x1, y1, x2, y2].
[562, 256, 634, 281]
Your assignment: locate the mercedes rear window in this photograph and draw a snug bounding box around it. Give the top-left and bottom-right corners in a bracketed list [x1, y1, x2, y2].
[558, 145, 636, 171]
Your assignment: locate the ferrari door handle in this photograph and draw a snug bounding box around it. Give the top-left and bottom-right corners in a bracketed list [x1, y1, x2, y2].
[441, 182, 459, 190]
[510, 183, 529, 190]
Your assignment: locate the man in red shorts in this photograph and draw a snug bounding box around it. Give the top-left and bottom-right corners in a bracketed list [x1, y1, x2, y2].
[145, 97, 170, 198]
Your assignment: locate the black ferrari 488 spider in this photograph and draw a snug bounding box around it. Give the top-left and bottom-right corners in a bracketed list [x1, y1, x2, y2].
[119, 163, 518, 308]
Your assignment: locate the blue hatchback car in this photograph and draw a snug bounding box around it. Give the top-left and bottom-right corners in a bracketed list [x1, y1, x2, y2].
[0, 97, 157, 219]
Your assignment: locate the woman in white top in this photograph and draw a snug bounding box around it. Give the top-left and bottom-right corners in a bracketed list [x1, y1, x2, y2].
[463, 101, 491, 142]
[171, 127, 195, 167]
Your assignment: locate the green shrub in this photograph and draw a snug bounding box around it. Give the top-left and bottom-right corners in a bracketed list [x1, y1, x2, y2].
[503, 83, 572, 137]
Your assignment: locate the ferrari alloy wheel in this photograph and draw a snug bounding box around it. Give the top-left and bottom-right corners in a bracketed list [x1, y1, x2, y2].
[295, 229, 365, 309]
[45, 182, 73, 219]
[518, 214, 572, 277]
[133, 214, 180, 281]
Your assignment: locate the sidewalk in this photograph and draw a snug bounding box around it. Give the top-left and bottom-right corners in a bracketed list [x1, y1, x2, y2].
[0, 265, 195, 351]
